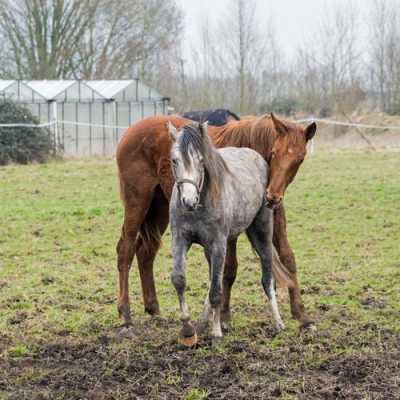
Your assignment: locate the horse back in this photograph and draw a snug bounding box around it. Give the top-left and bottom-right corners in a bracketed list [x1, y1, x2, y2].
[183, 109, 240, 126]
[116, 115, 189, 169]
[220, 147, 268, 188]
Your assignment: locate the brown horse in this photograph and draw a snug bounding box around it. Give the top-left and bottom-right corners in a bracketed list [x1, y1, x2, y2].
[116, 113, 317, 329]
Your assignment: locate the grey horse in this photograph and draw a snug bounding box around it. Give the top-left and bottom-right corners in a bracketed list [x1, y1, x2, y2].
[168, 121, 284, 346]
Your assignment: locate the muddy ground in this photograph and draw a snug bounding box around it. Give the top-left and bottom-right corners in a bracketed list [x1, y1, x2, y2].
[1, 305, 399, 400]
[1, 155, 399, 399]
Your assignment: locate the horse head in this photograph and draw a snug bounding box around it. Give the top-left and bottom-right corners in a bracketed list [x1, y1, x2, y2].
[266, 113, 317, 207]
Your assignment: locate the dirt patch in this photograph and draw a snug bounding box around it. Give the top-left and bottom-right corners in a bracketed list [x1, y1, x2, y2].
[360, 296, 387, 309]
[1, 317, 399, 400]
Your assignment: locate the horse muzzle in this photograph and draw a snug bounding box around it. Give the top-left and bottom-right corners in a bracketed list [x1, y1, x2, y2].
[181, 195, 200, 211]
[266, 192, 283, 209]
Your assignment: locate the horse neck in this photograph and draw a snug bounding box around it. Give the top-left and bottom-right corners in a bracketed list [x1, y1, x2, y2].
[209, 118, 277, 160]
[202, 146, 228, 207]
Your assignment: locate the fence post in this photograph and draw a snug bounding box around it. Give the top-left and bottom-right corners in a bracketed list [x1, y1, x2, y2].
[113, 100, 118, 145]
[75, 102, 79, 154]
[52, 100, 58, 154]
[102, 102, 106, 156]
[310, 115, 315, 154]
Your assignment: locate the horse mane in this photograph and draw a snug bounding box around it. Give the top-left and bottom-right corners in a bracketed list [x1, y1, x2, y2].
[179, 123, 229, 205]
[210, 115, 303, 159]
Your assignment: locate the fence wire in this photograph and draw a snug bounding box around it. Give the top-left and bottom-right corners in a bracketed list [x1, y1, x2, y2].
[2, 117, 400, 156]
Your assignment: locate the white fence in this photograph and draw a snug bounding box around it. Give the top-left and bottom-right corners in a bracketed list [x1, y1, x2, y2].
[2, 115, 400, 156]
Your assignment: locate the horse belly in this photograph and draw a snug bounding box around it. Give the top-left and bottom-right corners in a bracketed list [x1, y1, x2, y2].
[222, 180, 264, 239]
[220, 149, 267, 238]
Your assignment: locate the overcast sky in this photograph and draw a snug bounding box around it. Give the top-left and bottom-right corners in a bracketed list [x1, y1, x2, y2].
[177, 0, 368, 60]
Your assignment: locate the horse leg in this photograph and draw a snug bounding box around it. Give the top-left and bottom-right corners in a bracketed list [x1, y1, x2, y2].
[116, 184, 155, 327]
[208, 241, 226, 346]
[171, 237, 196, 346]
[136, 187, 170, 315]
[273, 203, 314, 329]
[220, 239, 238, 330]
[197, 249, 212, 334]
[247, 207, 285, 332]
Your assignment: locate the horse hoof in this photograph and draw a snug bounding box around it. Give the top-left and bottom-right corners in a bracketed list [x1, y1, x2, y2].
[275, 321, 285, 333]
[116, 325, 136, 341]
[118, 303, 132, 323]
[144, 303, 160, 316]
[211, 336, 223, 348]
[181, 333, 198, 347]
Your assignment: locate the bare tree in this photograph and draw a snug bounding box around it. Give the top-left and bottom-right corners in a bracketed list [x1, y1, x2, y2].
[181, 0, 280, 115]
[77, 0, 182, 80]
[294, 0, 362, 115]
[215, 0, 271, 114]
[0, 0, 98, 79]
[368, 0, 400, 113]
[182, 15, 230, 111]
[0, 0, 182, 83]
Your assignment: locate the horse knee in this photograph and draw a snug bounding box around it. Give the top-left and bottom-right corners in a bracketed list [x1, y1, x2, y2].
[171, 272, 186, 294]
[117, 237, 135, 270]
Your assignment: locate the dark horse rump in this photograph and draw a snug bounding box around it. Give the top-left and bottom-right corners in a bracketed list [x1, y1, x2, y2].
[183, 109, 240, 126]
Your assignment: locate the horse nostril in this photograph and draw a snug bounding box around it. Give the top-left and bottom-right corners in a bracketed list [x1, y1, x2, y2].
[266, 192, 282, 205]
[182, 197, 196, 211]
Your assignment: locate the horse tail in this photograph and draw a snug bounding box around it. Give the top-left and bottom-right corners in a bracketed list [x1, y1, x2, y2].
[271, 245, 296, 288]
[138, 216, 162, 256]
[118, 164, 165, 255]
[137, 186, 168, 255]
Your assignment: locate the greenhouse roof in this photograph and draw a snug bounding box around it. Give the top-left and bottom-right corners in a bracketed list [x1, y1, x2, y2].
[85, 80, 135, 99]
[0, 80, 15, 92]
[0, 79, 163, 102]
[25, 80, 76, 100]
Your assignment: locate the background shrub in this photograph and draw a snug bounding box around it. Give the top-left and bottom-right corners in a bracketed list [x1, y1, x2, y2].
[0, 101, 54, 165]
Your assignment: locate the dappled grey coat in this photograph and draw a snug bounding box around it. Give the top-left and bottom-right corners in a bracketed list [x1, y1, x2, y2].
[170, 147, 269, 247]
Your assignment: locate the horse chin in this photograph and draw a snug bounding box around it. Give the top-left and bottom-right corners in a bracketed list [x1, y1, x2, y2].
[181, 202, 200, 212]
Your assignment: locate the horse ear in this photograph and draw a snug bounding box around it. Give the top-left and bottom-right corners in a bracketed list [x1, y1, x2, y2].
[167, 121, 178, 142]
[270, 112, 288, 136]
[304, 122, 317, 141]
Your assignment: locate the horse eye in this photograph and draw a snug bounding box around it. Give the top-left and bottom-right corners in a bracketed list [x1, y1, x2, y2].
[172, 159, 178, 166]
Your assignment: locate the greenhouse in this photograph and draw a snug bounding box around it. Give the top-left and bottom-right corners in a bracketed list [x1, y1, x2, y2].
[0, 80, 169, 156]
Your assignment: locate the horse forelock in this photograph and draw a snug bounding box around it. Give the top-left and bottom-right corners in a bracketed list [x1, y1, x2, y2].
[179, 123, 203, 167]
[178, 123, 228, 205]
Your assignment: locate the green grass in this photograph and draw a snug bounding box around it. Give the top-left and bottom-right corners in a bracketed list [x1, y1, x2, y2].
[0, 152, 399, 399]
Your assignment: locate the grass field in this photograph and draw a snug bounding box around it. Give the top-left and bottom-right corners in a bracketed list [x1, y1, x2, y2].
[0, 151, 399, 399]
